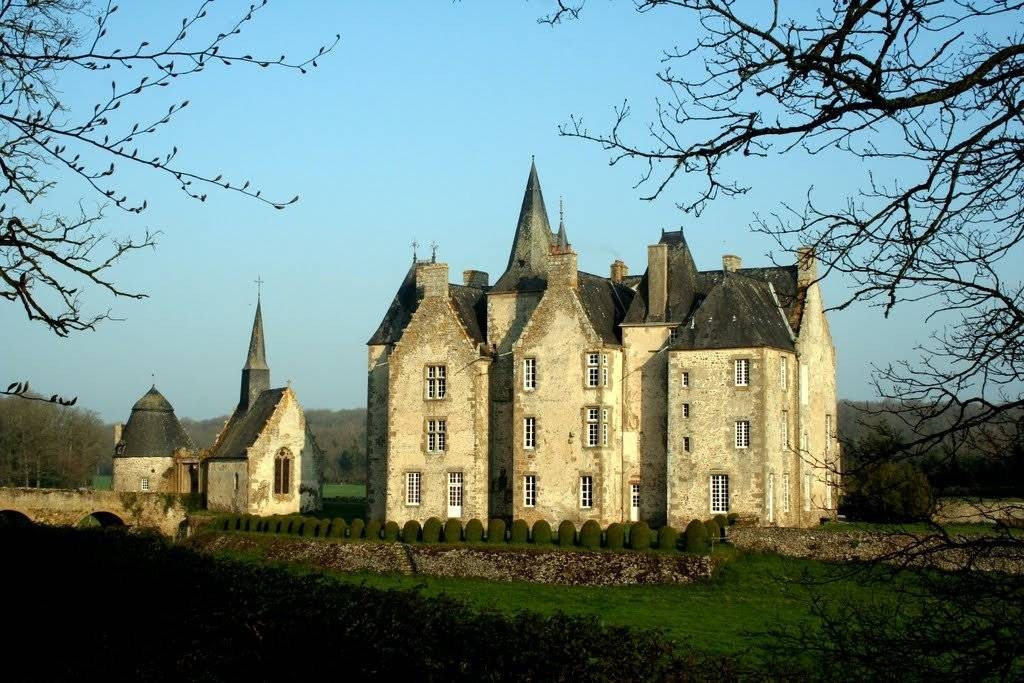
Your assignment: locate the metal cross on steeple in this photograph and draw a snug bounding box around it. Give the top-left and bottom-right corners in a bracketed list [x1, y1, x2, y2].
[254, 275, 264, 299]
[411, 240, 419, 262]
[430, 241, 438, 263]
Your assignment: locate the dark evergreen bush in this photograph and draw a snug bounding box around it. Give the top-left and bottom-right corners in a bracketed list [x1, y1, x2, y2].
[329, 517, 347, 538]
[629, 521, 651, 550]
[604, 523, 624, 550]
[703, 519, 720, 545]
[233, 515, 245, 531]
[510, 519, 529, 544]
[579, 520, 601, 549]
[487, 518, 506, 543]
[558, 520, 577, 546]
[218, 516, 231, 531]
[384, 520, 402, 541]
[726, 512, 739, 526]
[349, 518, 365, 539]
[302, 518, 319, 537]
[685, 519, 709, 554]
[844, 460, 933, 522]
[422, 517, 442, 543]
[365, 519, 382, 541]
[400, 520, 419, 543]
[657, 525, 679, 551]
[465, 519, 484, 542]
[713, 514, 729, 531]
[531, 520, 552, 544]
[286, 517, 303, 535]
[443, 519, 462, 543]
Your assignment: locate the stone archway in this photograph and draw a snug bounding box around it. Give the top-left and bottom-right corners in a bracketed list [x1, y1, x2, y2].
[0, 509, 32, 525]
[77, 511, 126, 528]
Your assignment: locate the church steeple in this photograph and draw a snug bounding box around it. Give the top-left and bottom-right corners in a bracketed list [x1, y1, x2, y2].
[238, 296, 270, 414]
[492, 158, 556, 292]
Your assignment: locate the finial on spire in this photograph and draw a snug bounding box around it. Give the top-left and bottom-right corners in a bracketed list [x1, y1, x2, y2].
[559, 195, 564, 228]
[411, 240, 419, 262]
[430, 241, 438, 263]
[151, 372, 155, 388]
[254, 275, 264, 299]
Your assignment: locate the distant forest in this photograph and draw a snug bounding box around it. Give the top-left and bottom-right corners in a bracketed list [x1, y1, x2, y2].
[0, 397, 1019, 495]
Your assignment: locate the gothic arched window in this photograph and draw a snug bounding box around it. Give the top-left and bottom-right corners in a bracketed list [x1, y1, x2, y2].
[274, 448, 293, 495]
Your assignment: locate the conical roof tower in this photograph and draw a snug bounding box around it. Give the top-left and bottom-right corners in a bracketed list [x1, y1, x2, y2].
[492, 159, 556, 292]
[238, 297, 270, 414]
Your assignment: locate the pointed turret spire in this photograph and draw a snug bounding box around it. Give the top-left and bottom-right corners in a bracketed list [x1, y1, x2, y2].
[555, 196, 570, 251]
[238, 295, 270, 414]
[492, 159, 556, 292]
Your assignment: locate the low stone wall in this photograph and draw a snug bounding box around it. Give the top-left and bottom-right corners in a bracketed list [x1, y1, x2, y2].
[934, 497, 1024, 525]
[729, 526, 1024, 573]
[194, 534, 716, 586]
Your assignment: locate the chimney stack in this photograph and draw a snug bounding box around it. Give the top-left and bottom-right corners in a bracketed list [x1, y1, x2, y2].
[417, 262, 449, 298]
[647, 243, 668, 320]
[113, 422, 123, 448]
[722, 254, 742, 272]
[796, 246, 817, 288]
[610, 259, 628, 284]
[463, 270, 489, 288]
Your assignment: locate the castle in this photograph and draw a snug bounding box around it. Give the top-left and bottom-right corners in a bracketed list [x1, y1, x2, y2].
[111, 297, 324, 514]
[367, 161, 837, 529]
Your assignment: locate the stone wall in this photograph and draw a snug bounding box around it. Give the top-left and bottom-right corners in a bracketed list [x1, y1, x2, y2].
[112, 456, 175, 493]
[194, 533, 716, 586]
[0, 487, 188, 536]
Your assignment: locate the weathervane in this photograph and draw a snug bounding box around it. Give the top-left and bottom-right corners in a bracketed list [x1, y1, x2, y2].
[411, 239, 419, 262]
[430, 241, 438, 263]
[254, 275, 264, 299]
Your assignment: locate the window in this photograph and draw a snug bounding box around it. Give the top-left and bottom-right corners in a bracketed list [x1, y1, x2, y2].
[523, 417, 536, 449]
[825, 414, 833, 456]
[448, 472, 463, 512]
[601, 408, 609, 446]
[585, 407, 603, 447]
[274, 448, 292, 495]
[681, 371, 690, 388]
[734, 358, 750, 386]
[140, 477, 150, 492]
[425, 365, 447, 400]
[630, 483, 640, 511]
[783, 474, 791, 513]
[233, 473, 239, 492]
[780, 356, 788, 390]
[585, 352, 609, 387]
[683, 436, 691, 452]
[406, 472, 421, 505]
[801, 431, 808, 452]
[669, 327, 679, 342]
[825, 471, 833, 509]
[735, 420, 750, 449]
[683, 403, 690, 418]
[523, 358, 537, 390]
[781, 410, 789, 447]
[580, 475, 594, 509]
[803, 472, 811, 511]
[710, 474, 729, 513]
[427, 419, 446, 453]
[524, 475, 537, 507]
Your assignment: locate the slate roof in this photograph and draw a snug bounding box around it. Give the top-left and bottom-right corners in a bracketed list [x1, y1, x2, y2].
[577, 271, 635, 345]
[367, 263, 487, 345]
[208, 388, 287, 460]
[671, 271, 796, 352]
[623, 229, 700, 324]
[117, 386, 194, 458]
[491, 161, 556, 293]
[244, 298, 268, 370]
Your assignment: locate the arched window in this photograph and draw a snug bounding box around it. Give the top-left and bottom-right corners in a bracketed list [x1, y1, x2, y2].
[274, 448, 292, 495]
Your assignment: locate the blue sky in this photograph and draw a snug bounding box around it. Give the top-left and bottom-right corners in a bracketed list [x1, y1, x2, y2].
[4, 1, 952, 421]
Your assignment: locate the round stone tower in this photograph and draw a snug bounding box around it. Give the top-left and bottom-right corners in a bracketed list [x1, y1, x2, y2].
[112, 386, 195, 493]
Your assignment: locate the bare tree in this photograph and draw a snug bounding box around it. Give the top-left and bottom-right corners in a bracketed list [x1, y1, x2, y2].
[0, 0, 338, 402]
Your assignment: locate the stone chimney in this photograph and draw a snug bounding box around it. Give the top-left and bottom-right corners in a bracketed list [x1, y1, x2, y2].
[463, 269, 489, 288]
[722, 254, 742, 272]
[647, 243, 668, 320]
[417, 262, 449, 298]
[113, 422, 123, 448]
[610, 259, 628, 284]
[796, 246, 817, 288]
[548, 250, 578, 289]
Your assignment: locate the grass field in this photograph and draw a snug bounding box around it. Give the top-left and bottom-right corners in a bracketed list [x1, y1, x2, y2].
[92, 474, 111, 490]
[322, 483, 365, 498]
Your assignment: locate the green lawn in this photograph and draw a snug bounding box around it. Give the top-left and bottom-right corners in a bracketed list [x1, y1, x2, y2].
[322, 483, 365, 498]
[91, 474, 111, 490]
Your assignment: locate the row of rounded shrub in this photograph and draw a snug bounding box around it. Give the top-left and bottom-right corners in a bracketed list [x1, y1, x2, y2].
[216, 513, 736, 554]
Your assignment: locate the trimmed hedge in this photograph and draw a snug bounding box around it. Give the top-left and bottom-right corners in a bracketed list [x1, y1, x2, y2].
[531, 520, 552, 544]
[365, 520, 382, 541]
[703, 520, 720, 545]
[629, 522, 651, 550]
[329, 518, 347, 538]
[302, 518, 319, 537]
[685, 519, 709, 554]
[605, 523, 625, 550]
[443, 519, 462, 543]
[487, 519, 506, 544]
[579, 520, 601, 549]
[286, 517, 303, 535]
[510, 519, 529, 544]
[422, 517, 442, 543]
[657, 525, 679, 551]
[727, 512, 739, 526]
[465, 519, 484, 543]
[558, 521, 576, 546]
[382, 521, 399, 541]
[713, 514, 729, 531]
[401, 520, 420, 543]
[349, 518, 365, 539]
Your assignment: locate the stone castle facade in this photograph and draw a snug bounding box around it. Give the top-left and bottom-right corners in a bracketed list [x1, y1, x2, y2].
[112, 298, 324, 515]
[367, 162, 838, 529]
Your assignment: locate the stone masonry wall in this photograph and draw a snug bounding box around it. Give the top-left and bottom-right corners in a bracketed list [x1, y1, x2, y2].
[112, 456, 175, 493]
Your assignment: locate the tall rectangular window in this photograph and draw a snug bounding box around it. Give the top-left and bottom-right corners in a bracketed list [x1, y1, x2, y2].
[140, 477, 150, 492]
[601, 408, 609, 446]
[683, 436, 691, 452]
[523, 417, 536, 449]
[780, 356, 788, 390]
[803, 472, 811, 511]
[425, 365, 447, 400]
[427, 419, 446, 453]
[825, 471, 833, 509]
[783, 474, 791, 513]
[781, 410, 789, 447]
[681, 371, 690, 388]
[274, 449, 292, 495]
[585, 409, 598, 446]
[669, 327, 679, 342]
[734, 358, 750, 386]
[585, 352, 609, 388]
[825, 414, 833, 456]
[448, 472, 463, 512]
[683, 403, 690, 418]
[735, 420, 750, 449]
[523, 358, 537, 390]
[523, 475, 536, 508]
[710, 474, 729, 513]
[406, 472, 421, 505]
[580, 475, 593, 509]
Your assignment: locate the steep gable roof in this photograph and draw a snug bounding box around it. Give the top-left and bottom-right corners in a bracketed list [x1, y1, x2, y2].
[623, 230, 700, 324]
[577, 271, 636, 345]
[491, 161, 555, 293]
[208, 388, 288, 460]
